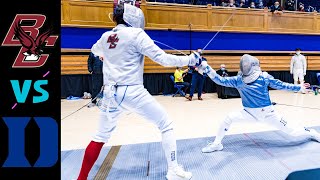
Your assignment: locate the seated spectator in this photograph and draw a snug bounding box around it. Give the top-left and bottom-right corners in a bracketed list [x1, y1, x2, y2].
[285, 0, 295, 11]
[256, 0, 264, 9]
[249, 2, 256, 8]
[226, 0, 237, 7]
[221, 0, 229, 6]
[298, 2, 305, 12]
[215, 64, 240, 99]
[270, 1, 283, 15]
[239, 0, 249, 8]
[216, 64, 229, 77]
[306, 5, 317, 12]
[174, 67, 190, 95]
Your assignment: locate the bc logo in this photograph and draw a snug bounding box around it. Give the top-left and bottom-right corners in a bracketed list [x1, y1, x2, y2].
[1, 14, 58, 68]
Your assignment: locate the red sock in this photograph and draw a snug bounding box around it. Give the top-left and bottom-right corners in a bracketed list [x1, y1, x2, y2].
[77, 141, 104, 180]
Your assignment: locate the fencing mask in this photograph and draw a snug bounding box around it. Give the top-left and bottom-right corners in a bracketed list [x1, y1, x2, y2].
[239, 54, 262, 83]
[113, 0, 145, 29]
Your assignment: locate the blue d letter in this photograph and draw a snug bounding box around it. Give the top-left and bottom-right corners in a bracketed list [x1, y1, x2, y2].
[2, 117, 31, 167]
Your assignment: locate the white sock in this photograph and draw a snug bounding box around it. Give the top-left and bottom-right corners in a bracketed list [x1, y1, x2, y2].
[161, 129, 178, 169]
[213, 120, 231, 145]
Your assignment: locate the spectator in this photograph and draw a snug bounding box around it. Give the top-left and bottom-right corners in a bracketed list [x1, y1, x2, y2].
[216, 64, 229, 77]
[290, 48, 307, 93]
[285, 0, 295, 11]
[221, 0, 229, 6]
[270, 1, 283, 15]
[215, 64, 240, 99]
[265, 0, 274, 8]
[227, 0, 237, 7]
[87, 52, 103, 108]
[174, 67, 190, 96]
[249, 2, 256, 8]
[298, 2, 305, 12]
[239, 0, 249, 8]
[186, 49, 206, 101]
[257, 0, 264, 8]
[306, 5, 316, 12]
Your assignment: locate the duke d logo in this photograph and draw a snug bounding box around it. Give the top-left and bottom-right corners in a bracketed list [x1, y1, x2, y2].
[1, 14, 58, 68]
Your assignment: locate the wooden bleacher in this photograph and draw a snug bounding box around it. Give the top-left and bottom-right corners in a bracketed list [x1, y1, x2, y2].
[61, 51, 320, 74]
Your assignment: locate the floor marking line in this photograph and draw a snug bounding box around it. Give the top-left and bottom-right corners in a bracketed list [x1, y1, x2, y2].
[93, 145, 121, 180]
[243, 133, 292, 171]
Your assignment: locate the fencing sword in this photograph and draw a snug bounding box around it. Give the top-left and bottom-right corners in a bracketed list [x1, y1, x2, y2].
[272, 85, 320, 111]
[61, 85, 105, 120]
[202, 10, 235, 52]
[272, 102, 320, 111]
[153, 10, 236, 56]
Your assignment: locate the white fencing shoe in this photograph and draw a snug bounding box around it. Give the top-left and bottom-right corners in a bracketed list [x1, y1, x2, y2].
[166, 164, 192, 180]
[201, 142, 223, 153]
[310, 129, 320, 142]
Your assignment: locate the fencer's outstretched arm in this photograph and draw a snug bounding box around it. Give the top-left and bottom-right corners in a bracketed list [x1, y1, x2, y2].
[266, 73, 301, 92]
[202, 64, 240, 88]
[134, 30, 196, 67]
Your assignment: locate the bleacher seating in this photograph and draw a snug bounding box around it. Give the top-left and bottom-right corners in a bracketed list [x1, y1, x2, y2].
[147, 0, 320, 10]
[149, 0, 191, 4]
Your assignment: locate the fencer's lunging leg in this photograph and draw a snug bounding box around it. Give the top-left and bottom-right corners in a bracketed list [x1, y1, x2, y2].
[77, 109, 122, 180]
[161, 125, 178, 169]
[126, 86, 192, 179]
[202, 112, 237, 153]
[264, 110, 320, 142]
[213, 117, 232, 145]
[77, 141, 104, 180]
[202, 109, 257, 153]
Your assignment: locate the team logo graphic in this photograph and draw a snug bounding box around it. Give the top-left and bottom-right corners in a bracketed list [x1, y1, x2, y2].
[14, 22, 53, 61]
[107, 34, 119, 49]
[2, 14, 58, 68]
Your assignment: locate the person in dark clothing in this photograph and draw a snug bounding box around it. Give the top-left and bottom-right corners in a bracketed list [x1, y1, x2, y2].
[216, 64, 230, 99]
[270, 1, 283, 14]
[239, 0, 249, 8]
[285, 0, 295, 11]
[186, 51, 206, 101]
[216, 64, 229, 77]
[87, 52, 103, 108]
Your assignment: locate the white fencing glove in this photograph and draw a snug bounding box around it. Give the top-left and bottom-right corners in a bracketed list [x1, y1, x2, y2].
[188, 51, 201, 66]
[197, 60, 217, 78]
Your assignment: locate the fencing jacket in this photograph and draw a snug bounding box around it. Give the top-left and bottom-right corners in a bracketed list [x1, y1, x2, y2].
[91, 24, 191, 86]
[290, 54, 307, 75]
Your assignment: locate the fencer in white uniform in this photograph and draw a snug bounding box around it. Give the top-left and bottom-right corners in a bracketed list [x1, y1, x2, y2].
[197, 54, 320, 153]
[290, 48, 307, 87]
[77, 3, 199, 180]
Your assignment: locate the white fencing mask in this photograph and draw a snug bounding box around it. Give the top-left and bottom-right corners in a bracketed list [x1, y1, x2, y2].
[239, 54, 262, 83]
[123, 3, 145, 29]
[113, 0, 145, 29]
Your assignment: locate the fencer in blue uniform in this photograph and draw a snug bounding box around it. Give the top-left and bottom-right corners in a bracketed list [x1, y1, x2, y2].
[198, 54, 320, 153]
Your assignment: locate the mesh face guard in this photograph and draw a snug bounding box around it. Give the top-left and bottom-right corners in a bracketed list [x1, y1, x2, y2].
[113, 0, 145, 29]
[240, 54, 261, 83]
